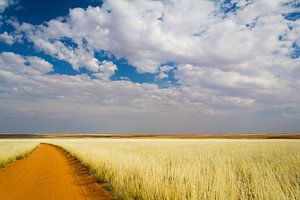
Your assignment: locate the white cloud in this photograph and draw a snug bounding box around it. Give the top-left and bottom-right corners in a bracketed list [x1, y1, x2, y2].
[14, 0, 298, 73]
[156, 65, 173, 79]
[19, 23, 103, 72]
[0, 0, 16, 13]
[93, 61, 117, 80]
[1, 0, 300, 132]
[0, 52, 53, 75]
[1, 51, 275, 132]
[0, 31, 15, 45]
[157, 72, 168, 79]
[27, 56, 53, 74]
[176, 64, 278, 90]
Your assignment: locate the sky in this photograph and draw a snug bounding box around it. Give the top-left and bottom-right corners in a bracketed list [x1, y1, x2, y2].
[0, 0, 299, 133]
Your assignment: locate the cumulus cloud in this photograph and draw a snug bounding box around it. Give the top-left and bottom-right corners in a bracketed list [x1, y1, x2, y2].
[156, 65, 173, 79]
[0, 51, 273, 132]
[93, 61, 117, 80]
[0, 52, 53, 75]
[14, 0, 299, 73]
[0, 0, 16, 13]
[0, 31, 16, 45]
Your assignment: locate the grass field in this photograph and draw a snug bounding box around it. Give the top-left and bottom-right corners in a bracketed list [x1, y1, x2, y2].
[0, 140, 39, 168]
[51, 139, 300, 200]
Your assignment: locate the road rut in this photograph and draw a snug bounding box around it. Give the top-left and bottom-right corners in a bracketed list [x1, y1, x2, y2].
[0, 143, 112, 200]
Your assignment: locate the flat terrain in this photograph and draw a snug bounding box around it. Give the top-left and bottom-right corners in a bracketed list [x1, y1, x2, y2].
[0, 144, 111, 200]
[0, 132, 300, 139]
[52, 139, 300, 199]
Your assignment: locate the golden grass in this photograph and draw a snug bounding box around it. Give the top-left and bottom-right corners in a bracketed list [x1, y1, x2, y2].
[0, 139, 39, 168]
[50, 139, 300, 200]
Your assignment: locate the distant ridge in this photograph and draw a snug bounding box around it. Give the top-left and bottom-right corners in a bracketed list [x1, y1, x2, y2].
[0, 133, 299, 139]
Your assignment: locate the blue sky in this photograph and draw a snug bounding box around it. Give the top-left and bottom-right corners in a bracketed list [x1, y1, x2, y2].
[0, 0, 299, 133]
[0, 0, 176, 87]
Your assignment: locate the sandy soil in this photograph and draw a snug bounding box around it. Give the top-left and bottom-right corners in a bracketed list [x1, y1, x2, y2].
[0, 144, 112, 200]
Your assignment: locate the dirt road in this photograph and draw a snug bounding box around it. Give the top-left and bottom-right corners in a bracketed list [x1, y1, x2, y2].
[0, 144, 112, 200]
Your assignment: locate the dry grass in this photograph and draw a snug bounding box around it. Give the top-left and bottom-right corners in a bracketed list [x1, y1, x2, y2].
[0, 139, 39, 168]
[50, 139, 300, 200]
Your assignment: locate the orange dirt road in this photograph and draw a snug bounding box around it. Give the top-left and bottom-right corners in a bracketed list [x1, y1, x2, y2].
[0, 144, 112, 200]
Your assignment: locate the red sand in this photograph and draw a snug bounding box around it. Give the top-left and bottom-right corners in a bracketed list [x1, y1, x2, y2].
[0, 144, 112, 200]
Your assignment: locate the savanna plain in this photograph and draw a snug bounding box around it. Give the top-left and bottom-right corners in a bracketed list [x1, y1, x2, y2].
[0, 137, 300, 200]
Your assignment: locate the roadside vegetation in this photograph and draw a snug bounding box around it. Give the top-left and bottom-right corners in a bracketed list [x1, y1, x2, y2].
[51, 139, 300, 200]
[0, 140, 39, 168]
